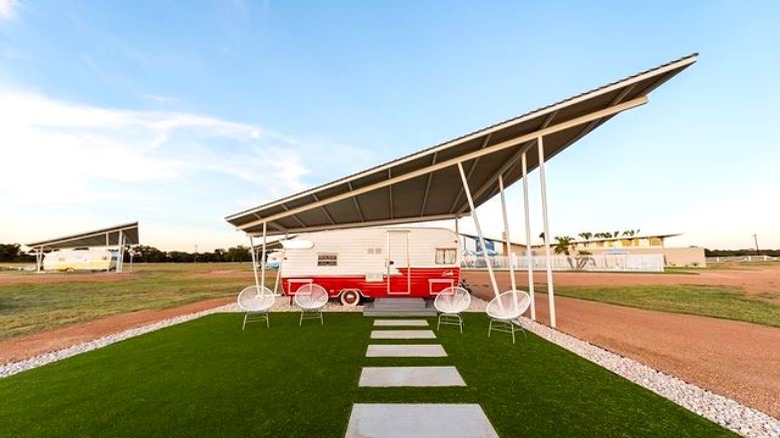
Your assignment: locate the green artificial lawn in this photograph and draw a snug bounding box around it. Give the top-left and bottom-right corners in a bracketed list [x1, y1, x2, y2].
[0, 313, 732, 437]
[551, 285, 780, 328]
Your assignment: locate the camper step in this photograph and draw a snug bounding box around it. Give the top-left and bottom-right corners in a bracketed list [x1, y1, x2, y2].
[363, 298, 438, 317]
[372, 297, 427, 308]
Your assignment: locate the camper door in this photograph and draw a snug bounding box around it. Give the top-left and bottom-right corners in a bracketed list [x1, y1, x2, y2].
[386, 230, 411, 294]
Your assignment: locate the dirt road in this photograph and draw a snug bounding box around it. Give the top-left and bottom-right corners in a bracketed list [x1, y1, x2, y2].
[0, 297, 233, 365]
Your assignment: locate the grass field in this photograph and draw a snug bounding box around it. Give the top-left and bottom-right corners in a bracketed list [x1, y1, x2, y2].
[549, 285, 780, 327]
[3, 263, 779, 344]
[0, 263, 261, 340]
[0, 312, 733, 437]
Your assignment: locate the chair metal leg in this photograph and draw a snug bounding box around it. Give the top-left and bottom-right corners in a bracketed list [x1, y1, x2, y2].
[299, 311, 303, 326]
[438, 313, 464, 333]
[266, 313, 270, 328]
[517, 318, 527, 338]
[242, 313, 248, 330]
[488, 318, 524, 343]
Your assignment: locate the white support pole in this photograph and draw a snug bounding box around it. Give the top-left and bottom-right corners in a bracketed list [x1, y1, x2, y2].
[260, 222, 267, 290]
[273, 232, 287, 296]
[117, 231, 124, 273]
[522, 152, 536, 320]
[249, 235, 261, 292]
[36, 247, 43, 273]
[537, 137, 556, 328]
[454, 216, 459, 249]
[457, 162, 501, 301]
[498, 175, 517, 305]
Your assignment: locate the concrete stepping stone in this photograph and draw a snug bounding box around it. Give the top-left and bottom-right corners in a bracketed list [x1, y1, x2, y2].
[345, 403, 499, 438]
[366, 344, 447, 358]
[370, 329, 436, 339]
[373, 319, 429, 327]
[359, 366, 465, 387]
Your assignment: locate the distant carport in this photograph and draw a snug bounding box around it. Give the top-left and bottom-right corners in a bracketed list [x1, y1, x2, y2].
[226, 54, 698, 328]
[26, 222, 139, 273]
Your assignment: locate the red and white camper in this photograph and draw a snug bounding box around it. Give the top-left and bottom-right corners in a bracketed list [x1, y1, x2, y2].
[279, 227, 460, 306]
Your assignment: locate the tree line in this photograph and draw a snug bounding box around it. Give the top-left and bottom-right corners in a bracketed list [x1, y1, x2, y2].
[0, 244, 35, 263]
[128, 245, 254, 263]
[0, 243, 256, 263]
[705, 248, 780, 257]
[4, 242, 779, 263]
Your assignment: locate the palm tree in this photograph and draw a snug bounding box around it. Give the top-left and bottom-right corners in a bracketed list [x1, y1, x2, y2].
[539, 232, 545, 242]
[553, 236, 574, 256]
[554, 236, 581, 269]
[578, 232, 593, 241]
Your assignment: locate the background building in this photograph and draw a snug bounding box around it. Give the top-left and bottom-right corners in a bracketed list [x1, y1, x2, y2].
[569, 233, 706, 267]
[459, 231, 706, 267]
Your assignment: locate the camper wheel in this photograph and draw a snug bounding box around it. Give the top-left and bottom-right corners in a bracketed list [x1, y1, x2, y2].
[339, 289, 362, 307]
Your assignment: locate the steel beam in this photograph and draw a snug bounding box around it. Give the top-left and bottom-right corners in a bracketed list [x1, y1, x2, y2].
[237, 96, 648, 230]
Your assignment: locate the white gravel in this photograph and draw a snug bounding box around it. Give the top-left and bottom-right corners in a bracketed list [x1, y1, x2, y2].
[466, 295, 779, 438]
[2, 296, 777, 438]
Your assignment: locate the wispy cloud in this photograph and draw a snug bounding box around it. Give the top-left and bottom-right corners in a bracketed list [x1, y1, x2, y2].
[0, 0, 19, 20]
[0, 90, 310, 205]
[143, 94, 181, 104]
[0, 89, 379, 249]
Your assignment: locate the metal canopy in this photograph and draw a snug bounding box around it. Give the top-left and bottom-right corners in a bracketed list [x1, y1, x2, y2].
[226, 54, 698, 236]
[26, 222, 139, 250]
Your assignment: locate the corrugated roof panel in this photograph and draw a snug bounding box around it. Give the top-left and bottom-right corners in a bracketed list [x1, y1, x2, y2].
[228, 54, 698, 236]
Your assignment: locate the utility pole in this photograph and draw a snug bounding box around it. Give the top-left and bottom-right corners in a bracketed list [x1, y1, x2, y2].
[753, 234, 760, 256]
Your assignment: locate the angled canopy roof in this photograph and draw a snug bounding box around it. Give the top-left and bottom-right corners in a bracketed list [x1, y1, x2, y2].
[26, 222, 139, 250]
[227, 54, 697, 236]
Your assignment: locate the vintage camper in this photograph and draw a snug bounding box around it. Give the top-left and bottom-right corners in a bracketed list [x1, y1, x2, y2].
[279, 227, 460, 306]
[42, 249, 117, 272]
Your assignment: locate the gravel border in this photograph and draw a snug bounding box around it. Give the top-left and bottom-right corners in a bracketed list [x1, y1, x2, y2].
[467, 296, 779, 436]
[0, 299, 361, 379]
[510, 307, 780, 438]
[1, 297, 777, 438]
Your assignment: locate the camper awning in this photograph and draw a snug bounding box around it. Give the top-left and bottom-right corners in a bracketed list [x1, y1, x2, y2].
[26, 222, 140, 250]
[226, 54, 697, 236]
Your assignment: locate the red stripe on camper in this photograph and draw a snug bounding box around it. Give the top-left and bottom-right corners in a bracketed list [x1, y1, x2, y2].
[282, 267, 461, 298]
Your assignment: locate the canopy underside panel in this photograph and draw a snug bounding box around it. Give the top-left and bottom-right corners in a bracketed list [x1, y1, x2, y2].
[26, 222, 139, 250]
[228, 54, 698, 236]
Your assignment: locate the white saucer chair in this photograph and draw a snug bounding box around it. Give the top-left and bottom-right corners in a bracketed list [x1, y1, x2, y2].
[434, 286, 471, 333]
[294, 283, 329, 326]
[237, 285, 275, 330]
[486, 290, 531, 343]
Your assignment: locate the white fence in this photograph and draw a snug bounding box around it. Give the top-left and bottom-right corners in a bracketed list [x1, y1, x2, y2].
[706, 255, 779, 263]
[462, 254, 665, 272]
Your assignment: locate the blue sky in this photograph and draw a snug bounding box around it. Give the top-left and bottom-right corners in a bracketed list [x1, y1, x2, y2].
[1, 0, 778, 251]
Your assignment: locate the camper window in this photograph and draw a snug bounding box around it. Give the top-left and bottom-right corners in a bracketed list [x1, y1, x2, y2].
[435, 248, 457, 264]
[317, 253, 338, 266]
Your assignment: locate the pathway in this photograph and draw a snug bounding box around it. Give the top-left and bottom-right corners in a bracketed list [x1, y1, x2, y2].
[345, 318, 499, 438]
